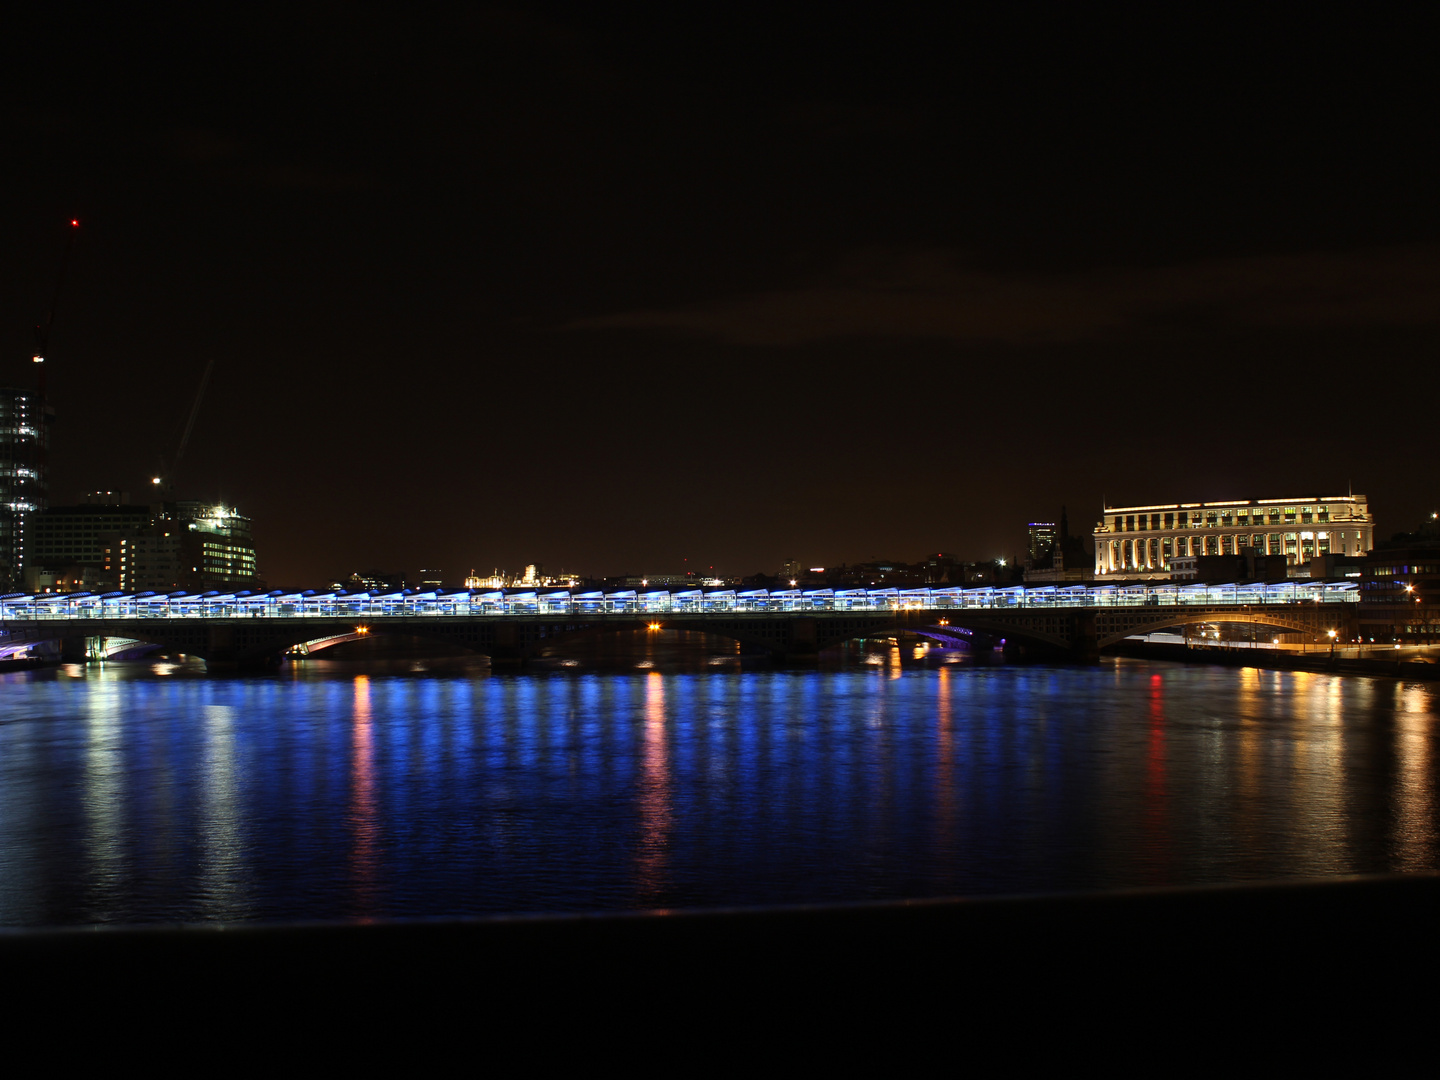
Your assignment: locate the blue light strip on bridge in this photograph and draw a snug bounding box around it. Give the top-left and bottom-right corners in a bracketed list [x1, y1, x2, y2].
[0, 581, 1360, 620]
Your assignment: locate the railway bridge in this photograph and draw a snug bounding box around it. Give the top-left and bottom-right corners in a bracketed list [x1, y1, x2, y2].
[2, 582, 1362, 669]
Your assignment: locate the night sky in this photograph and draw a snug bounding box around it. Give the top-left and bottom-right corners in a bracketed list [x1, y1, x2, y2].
[4, 7, 1436, 586]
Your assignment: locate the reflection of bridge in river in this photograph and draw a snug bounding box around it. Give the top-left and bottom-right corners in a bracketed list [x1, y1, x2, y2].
[2, 581, 1363, 668]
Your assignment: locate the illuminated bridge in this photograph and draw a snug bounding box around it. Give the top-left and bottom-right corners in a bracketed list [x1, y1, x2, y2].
[1, 581, 1363, 668]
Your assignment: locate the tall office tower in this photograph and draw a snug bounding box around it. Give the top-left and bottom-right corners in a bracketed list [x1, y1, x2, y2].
[1027, 521, 1058, 569]
[0, 387, 52, 592]
[109, 501, 262, 593]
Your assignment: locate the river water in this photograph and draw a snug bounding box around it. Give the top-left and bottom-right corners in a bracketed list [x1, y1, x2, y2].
[1, 644, 1437, 926]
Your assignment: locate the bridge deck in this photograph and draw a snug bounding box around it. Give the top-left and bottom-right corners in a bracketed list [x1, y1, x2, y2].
[2, 581, 1359, 622]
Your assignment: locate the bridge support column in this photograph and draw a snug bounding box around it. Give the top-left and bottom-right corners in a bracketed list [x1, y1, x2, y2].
[204, 654, 282, 673]
[772, 618, 820, 665]
[771, 648, 820, 666]
[59, 636, 89, 663]
[1070, 612, 1100, 664]
[201, 626, 284, 672]
[1001, 638, 1030, 662]
[488, 623, 525, 668]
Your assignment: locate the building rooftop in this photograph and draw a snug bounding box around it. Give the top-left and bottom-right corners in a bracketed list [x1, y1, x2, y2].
[1104, 495, 1367, 513]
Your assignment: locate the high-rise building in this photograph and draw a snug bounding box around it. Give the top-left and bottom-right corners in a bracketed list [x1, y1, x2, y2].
[106, 501, 261, 593]
[1026, 522, 1058, 569]
[0, 386, 53, 592]
[27, 502, 152, 592]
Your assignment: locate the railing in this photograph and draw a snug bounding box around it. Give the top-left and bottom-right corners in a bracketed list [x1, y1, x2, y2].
[0, 581, 1361, 621]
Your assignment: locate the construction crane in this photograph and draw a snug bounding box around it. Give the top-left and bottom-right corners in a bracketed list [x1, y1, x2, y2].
[152, 356, 217, 498]
[32, 218, 81, 395]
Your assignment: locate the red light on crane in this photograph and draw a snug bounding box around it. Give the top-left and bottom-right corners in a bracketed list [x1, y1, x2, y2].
[71, 219, 79, 227]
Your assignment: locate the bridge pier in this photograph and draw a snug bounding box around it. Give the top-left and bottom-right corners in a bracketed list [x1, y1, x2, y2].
[59, 636, 89, 663]
[1069, 612, 1100, 664]
[771, 618, 820, 665]
[487, 623, 526, 668]
[769, 647, 820, 666]
[1002, 638, 1070, 663]
[204, 653, 283, 673]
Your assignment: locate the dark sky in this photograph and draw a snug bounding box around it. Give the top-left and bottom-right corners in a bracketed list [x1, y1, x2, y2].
[4, 6, 1437, 585]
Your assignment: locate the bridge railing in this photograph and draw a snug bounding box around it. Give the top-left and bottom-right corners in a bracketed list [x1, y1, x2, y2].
[0, 581, 1361, 621]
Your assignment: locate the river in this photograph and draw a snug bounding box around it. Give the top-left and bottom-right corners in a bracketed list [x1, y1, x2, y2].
[2, 644, 1436, 926]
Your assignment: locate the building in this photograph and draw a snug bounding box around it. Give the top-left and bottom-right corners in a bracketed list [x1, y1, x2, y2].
[0, 386, 54, 592]
[1309, 553, 1364, 581]
[108, 501, 261, 593]
[1023, 509, 1091, 583]
[622, 572, 696, 587]
[26, 501, 152, 592]
[1356, 514, 1440, 643]
[1170, 549, 1289, 584]
[1095, 495, 1374, 578]
[336, 569, 407, 592]
[1026, 523, 1058, 569]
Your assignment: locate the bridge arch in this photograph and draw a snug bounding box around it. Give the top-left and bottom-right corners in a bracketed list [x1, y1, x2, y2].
[1095, 610, 1342, 650]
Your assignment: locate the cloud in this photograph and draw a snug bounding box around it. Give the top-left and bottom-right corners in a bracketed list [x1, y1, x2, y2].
[567, 246, 1440, 345]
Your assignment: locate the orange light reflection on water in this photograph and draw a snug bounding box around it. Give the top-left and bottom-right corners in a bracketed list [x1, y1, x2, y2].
[1392, 681, 1436, 870]
[636, 671, 671, 902]
[349, 675, 379, 920]
[934, 664, 957, 850]
[1142, 672, 1171, 882]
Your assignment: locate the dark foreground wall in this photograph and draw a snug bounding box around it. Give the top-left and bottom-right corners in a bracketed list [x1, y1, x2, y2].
[5, 874, 1436, 1067]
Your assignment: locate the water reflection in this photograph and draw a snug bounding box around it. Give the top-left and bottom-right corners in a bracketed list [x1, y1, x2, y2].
[83, 679, 126, 919]
[1393, 682, 1436, 870]
[636, 672, 671, 900]
[199, 704, 248, 919]
[0, 659, 1437, 926]
[349, 675, 379, 919]
[1142, 672, 1170, 884]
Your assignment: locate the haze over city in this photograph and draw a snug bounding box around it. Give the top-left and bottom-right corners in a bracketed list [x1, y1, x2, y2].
[4, 7, 1435, 584]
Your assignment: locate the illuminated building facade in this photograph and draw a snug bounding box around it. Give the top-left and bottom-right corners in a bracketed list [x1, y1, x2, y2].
[1027, 522, 1058, 568]
[464, 566, 583, 589]
[27, 502, 151, 591]
[1095, 495, 1374, 578]
[0, 387, 53, 592]
[108, 501, 261, 592]
[1357, 514, 1440, 642]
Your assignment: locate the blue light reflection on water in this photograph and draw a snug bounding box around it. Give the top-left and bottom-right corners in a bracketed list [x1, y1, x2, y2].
[0, 660, 1437, 926]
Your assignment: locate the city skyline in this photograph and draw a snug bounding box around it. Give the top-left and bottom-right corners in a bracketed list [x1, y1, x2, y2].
[4, 9, 1436, 584]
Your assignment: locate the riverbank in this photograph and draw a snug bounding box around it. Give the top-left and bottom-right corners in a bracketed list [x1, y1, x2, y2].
[1111, 640, 1440, 679]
